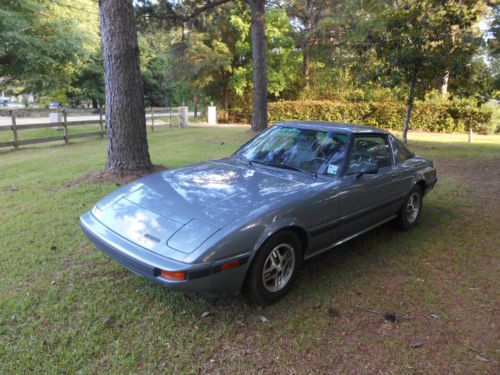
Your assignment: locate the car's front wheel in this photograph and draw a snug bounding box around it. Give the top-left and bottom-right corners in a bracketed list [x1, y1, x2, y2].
[244, 230, 302, 305]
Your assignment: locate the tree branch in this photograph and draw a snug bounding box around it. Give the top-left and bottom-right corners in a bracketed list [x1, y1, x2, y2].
[137, 0, 232, 25]
[187, 0, 232, 21]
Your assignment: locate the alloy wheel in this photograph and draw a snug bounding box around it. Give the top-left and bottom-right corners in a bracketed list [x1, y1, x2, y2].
[406, 192, 421, 223]
[262, 243, 296, 293]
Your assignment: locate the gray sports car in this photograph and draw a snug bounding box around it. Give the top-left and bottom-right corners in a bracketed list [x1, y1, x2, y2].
[80, 122, 437, 304]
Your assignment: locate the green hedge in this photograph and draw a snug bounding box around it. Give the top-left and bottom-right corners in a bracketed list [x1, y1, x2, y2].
[268, 100, 493, 134]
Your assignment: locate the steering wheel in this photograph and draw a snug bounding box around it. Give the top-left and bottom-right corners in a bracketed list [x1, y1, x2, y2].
[300, 158, 327, 171]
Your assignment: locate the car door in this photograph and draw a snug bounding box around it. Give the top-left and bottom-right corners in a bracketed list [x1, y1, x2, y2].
[334, 134, 401, 240]
[388, 135, 416, 198]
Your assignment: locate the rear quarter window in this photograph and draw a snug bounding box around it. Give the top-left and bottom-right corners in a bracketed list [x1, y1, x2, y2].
[391, 137, 414, 163]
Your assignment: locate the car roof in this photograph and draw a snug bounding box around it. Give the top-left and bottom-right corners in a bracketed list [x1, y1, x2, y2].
[275, 121, 390, 135]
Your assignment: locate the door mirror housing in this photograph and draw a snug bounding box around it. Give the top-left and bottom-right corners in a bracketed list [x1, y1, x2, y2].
[356, 162, 378, 178]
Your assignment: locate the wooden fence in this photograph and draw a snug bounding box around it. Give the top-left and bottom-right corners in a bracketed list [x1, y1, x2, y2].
[0, 108, 178, 149]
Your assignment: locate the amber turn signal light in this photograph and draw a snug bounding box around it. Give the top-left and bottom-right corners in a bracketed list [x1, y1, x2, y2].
[221, 259, 240, 271]
[160, 269, 186, 280]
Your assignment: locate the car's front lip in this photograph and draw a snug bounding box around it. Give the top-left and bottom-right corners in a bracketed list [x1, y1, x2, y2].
[80, 211, 249, 294]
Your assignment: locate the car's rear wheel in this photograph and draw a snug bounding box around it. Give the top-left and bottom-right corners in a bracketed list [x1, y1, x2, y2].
[244, 230, 302, 305]
[397, 185, 423, 230]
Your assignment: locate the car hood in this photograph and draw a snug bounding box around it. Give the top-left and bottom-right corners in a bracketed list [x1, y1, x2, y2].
[123, 158, 310, 226]
[93, 158, 315, 256]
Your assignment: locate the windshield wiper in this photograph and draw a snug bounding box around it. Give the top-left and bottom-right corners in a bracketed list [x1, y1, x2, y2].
[236, 154, 253, 165]
[257, 161, 317, 178]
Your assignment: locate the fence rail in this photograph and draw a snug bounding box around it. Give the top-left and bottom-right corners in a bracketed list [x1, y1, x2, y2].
[0, 108, 178, 149]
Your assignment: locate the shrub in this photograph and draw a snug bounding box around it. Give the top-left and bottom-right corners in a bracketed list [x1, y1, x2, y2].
[268, 100, 493, 134]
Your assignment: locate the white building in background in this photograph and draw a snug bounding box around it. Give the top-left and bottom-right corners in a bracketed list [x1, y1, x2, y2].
[0, 93, 35, 108]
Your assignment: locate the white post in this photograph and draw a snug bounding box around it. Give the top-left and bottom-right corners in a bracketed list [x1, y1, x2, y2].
[207, 105, 217, 125]
[49, 110, 62, 123]
[179, 106, 188, 128]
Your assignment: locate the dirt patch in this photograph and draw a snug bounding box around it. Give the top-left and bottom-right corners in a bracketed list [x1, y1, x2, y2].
[66, 164, 167, 187]
[433, 157, 500, 199]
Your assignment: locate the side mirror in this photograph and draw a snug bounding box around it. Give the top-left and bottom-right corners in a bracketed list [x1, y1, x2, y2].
[356, 162, 378, 178]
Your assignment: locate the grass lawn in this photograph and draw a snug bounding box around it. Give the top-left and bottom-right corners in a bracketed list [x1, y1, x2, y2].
[1, 127, 499, 374]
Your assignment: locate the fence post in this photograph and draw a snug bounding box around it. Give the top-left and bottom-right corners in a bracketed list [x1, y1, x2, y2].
[98, 107, 104, 138]
[179, 106, 188, 128]
[62, 109, 68, 144]
[151, 106, 155, 132]
[11, 110, 18, 150]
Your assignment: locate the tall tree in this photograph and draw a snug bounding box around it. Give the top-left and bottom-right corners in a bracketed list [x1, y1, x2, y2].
[281, 0, 332, 88]
[99, 0, 153, 172]
[439, 0, 484, 95]
[368, 0, 484, 143]
[487, 1, 500, 95]
[247, 0, 268, 131]
[138, 0, 270, 131]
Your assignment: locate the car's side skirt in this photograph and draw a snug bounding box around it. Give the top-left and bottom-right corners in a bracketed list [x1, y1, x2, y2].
[304, 214, 397, 260]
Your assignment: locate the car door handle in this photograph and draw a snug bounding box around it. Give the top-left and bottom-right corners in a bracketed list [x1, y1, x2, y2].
[391, 174, 401, 180]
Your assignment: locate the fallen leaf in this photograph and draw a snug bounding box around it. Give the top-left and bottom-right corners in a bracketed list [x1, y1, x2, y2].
[475, 354, 489, 362]
[259, 315, 269, 323]
[430, 314, 441, 322]
[409, 339, 423, 348]
[201, 311, 211, 318]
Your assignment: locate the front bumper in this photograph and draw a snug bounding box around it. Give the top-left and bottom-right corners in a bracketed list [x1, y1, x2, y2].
[80, 211, 249, 295]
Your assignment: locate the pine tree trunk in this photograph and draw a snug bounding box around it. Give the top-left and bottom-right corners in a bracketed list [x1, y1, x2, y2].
[248, 0, 268, 132]
[302, 0, 312, 89]
[99, 0, 152, 173]
[402, 67, 418, 144]
[303, 43, 310, 89]
[441, 26, 457, 96]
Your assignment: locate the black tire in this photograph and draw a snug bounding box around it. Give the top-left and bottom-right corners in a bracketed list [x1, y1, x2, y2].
[396, 185, 423, 230]
[244, 230, 302, 306]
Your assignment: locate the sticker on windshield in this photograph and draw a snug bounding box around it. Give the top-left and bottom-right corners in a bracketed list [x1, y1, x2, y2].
[327, 164, 338, 175]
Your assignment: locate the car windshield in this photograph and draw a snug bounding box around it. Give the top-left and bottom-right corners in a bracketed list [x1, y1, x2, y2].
[237, 126, 348, 175]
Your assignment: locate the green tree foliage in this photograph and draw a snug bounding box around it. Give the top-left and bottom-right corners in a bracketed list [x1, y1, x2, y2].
[487, 1, 500, 95]
[139, 32, 174, 107]
[366, 0, 486, 142]
[0, 0, 497, 134]
[268, 99, 493, 134]
[137, 2, 300, 111]
[67, 52, 105, 108]
[0, 0, 99, 101]
[229, 7, 301, 99]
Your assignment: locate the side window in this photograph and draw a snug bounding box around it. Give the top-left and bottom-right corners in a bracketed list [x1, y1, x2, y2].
[346, 136, 392, 175]
[321, 133, 348, 176]
[390, 136, 414, 164]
